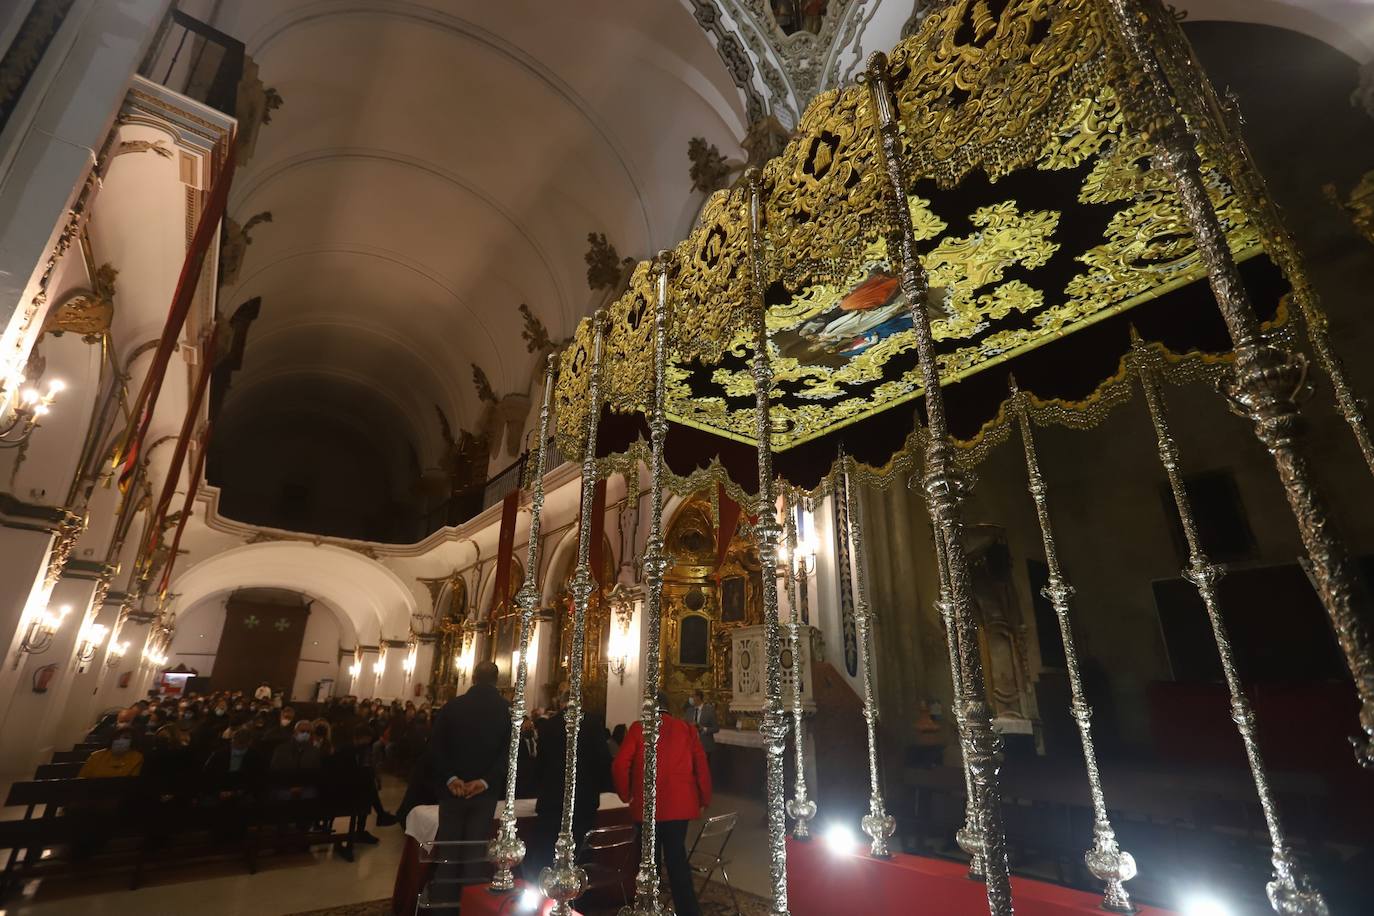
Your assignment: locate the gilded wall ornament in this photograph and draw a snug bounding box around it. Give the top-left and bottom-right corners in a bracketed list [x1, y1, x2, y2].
[44, 263, 117, 341]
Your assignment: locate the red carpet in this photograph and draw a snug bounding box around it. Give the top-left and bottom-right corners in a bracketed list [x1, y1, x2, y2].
[787, 838, 1174, 915]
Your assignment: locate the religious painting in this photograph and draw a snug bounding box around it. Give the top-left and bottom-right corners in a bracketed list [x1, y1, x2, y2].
[775, 266, 911, 370]
[678, 613, 711, 668]
[770, 0, 828, 36]
[721, 575, 748, 623]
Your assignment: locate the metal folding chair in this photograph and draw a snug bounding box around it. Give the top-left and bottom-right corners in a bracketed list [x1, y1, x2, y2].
[415, 839, 493, 912]
[687, 812, 739, 914]
[577, 822, 639, 908]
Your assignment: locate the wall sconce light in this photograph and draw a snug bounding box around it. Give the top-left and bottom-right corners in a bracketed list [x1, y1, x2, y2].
[607, 587, 634, 685]
[15, 603, 70, 666]
[74, 621, 109, 673]
[105, 639, 129, 668]
[402, 641, 418, 677]
[348, 661, 363, 679]
[142, 645, 168, 667]
[1, 377, 64, 448]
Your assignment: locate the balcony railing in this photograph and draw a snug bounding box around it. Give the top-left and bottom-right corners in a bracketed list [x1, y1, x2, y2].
[138, 9, 244, 116]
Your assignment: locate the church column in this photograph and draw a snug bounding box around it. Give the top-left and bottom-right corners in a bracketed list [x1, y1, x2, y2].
[0, 572, 104, 776]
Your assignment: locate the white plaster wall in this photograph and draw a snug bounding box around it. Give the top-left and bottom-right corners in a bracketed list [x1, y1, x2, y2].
[292, 605, 343, 702]
[168, 596, 227, 676]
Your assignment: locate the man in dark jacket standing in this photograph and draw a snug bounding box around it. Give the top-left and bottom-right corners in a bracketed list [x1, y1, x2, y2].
[428, 661, 509, 908]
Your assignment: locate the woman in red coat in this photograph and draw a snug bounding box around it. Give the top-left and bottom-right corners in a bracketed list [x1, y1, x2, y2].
[612, 692, 712, 916]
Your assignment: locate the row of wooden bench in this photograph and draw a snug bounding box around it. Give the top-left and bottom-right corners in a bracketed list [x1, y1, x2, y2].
[1, 763, 376, 897]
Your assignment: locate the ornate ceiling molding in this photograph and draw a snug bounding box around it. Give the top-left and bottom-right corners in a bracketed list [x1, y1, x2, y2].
[686, 0, 880, 127]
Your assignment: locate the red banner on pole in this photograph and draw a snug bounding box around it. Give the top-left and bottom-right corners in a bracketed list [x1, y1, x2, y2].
[142, 327, 217, 577]
[117, 135, 236, 491]
[714, 482, 743, 577]
[157, 421, 212, 598]
[491, 490, 520, 613]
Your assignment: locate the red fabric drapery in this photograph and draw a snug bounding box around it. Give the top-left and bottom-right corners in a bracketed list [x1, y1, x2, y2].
[116, 135, 236, 491]
[491, 490, 520, 612]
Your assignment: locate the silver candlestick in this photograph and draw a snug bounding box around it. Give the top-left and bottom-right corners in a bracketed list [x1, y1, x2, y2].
[782, 489, 816, 840]
[621, 252, 674, 916]
[745, 168, 792, 916]
[1011, 383, 1136, 913]
[864, 51, 1014, 916]
[841, 456, 896, 857]
[489, 354, 557, 892]
[1132, 342, 1328, 915]
[933, 531, 987, 880]
[1097, 0, 1374, 768]
[539, 312, 609, 916]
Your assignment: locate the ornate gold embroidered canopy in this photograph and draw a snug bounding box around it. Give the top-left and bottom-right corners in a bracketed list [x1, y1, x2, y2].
[555, 0, 1265, 458]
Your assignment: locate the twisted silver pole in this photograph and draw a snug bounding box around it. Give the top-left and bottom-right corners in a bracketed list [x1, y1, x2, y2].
[782, 489, 816, 840]
[1011, 383, 1136, 912]
[933, 529, 987, 879]
[841, 456, 896, 857]
[488, 354, 557, 892]
[1098, 0, 1374, 767]
[1132, 344, 1328, 915]
[864, 51, 1014, 916]
[539, 313, 608, 916]
[745, 168, 791, 916]
[622, 253, 674, 916]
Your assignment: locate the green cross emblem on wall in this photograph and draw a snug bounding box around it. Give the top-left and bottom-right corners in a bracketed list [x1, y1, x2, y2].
[274, 617, 291, 632]
[243, 615, 260, 629]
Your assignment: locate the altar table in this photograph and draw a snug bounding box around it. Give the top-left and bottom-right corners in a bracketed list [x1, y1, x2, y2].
[787, 837, 1175, 916]
[391, 794, 630, 915]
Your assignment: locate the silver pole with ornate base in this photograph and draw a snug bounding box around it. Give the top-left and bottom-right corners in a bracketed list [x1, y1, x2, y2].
[488, 354, 557, 893]
[744, 168, 791, 916]
[782, 489, 816, 841]
[622, 253, 674, 916]
[1010, 383, 1136, 913]
[1098, 0, 1374, 768]
[932, 530, 987, 880]
[840, 456, 896, 857]
[1132, 342, 1328, 916]
[863, 51, 1014, 916]
[539, 313, 608, 916]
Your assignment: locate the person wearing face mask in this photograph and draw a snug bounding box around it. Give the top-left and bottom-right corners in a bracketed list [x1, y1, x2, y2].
[271, 720, 324, 771]
[262, 705, 297, 752]
[79, 726, 144, 778]
[206, 727, 267, 797]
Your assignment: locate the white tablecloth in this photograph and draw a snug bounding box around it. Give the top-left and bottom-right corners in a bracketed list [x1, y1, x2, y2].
[404, 792, 628, 846]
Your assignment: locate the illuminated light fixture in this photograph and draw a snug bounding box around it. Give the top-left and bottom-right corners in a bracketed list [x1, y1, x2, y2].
[142, 645, 168, 667]
[823, 823, 857, 856]
[1181, 894, 1232, 916]
[16, 604, 70, 665]
[606, 586, 634, 684]
[1, 376, 64, 447]
[402, 642, 418, 676]
[105, 639, 129, 668]
[348, 661, 363, 679]
[518, 887, 543, 912]
[74, 621, 109, 673]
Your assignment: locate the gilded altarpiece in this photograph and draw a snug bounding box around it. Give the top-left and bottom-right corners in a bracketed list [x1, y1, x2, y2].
[661, 496, 764, 724]
[547, 537, 616, 714]
[429, 575, 468, 698]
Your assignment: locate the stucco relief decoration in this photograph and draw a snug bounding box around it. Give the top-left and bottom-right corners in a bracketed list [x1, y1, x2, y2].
[44, 263, 118, 341]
